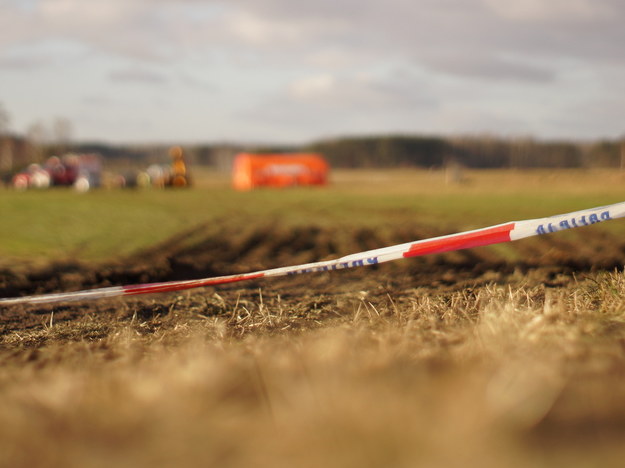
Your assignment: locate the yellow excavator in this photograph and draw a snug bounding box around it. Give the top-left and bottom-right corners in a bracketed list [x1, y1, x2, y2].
[167, 146, 189, 187]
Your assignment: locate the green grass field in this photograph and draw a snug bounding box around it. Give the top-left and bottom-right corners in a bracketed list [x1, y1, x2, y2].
[2, 168, 625, 265]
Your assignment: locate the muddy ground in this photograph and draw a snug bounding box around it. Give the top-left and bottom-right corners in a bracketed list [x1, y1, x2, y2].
[2, 224, 625, 467]
[1, 222, 623, 335]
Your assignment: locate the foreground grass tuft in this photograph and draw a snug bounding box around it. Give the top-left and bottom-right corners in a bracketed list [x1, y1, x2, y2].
[2, 272, 625, 467]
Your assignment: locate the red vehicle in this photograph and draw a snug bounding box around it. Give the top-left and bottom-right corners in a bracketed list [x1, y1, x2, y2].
[11, 154, 101, 191]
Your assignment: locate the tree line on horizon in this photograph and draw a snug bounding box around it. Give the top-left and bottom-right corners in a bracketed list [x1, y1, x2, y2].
[2, 133, 624, 176]
[1, 101, 623, 172]
[303, 135, 624, 169]
[188, 134, 623, 170]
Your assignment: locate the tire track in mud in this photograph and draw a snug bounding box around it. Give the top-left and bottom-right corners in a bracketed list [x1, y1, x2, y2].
[1, 222, 625, 335]
[1, 223, 624, 301]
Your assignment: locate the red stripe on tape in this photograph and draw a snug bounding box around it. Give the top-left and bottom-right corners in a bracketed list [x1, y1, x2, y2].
[403, 223, 515, 258]
[122, 273, 265, 296]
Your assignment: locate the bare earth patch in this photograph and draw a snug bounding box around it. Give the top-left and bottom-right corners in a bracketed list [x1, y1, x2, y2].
[2, 224, 625, 467]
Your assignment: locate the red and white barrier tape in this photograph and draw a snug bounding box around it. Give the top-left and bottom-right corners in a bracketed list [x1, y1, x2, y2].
[2, 201, 625, 306]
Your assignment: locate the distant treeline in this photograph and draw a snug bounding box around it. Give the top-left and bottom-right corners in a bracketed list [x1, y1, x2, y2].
[183, 135, 624, 169]
[303, 135, 624, 169]
[3, 134, 624, 173]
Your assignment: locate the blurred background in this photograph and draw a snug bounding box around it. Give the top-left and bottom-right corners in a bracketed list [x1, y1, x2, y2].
[1, 0, 624, 179]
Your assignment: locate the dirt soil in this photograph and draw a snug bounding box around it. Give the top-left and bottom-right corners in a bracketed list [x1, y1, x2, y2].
[1, 222, 624, 334]
[3, 224, 625, 467]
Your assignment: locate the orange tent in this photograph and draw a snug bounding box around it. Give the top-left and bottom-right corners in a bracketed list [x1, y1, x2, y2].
[232, 153, 329, 191]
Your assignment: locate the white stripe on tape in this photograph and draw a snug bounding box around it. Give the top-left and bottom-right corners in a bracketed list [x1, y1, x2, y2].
[2, 201, 624, 306]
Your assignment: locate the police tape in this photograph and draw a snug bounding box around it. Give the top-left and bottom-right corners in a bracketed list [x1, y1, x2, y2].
[2, 201, 625, 306]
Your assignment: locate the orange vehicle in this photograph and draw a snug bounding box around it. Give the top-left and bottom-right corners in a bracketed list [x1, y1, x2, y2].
[232, 153, 329, 191]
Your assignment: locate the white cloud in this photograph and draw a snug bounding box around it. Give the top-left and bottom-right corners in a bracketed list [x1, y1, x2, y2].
[423, 54, 555, 82]
[0, 54, 49, 70]
[289, 74, 336, 100]
[482, 0, 613, 21]
[109, 67, 168, 84]
[286, 71, 435, 112]
[38, 0, 137, 24]
[1, 0, 624, 142]
[305, 48, 370, 68]
[225, 9, 348, 50]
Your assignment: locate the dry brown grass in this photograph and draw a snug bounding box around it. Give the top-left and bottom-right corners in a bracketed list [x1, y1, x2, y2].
[2, 271, 625, 467]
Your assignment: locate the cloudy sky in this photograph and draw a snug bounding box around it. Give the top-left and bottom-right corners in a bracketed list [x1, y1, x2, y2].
[1, 0, 624, 144]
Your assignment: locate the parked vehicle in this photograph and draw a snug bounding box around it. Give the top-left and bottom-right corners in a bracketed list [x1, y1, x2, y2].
[232, 153, 329, 191]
